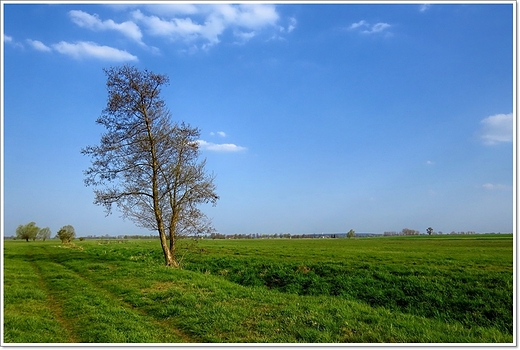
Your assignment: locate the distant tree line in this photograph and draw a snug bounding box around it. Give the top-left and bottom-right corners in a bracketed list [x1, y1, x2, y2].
[210, 233, 292, 239]
[5, 225, 496, 242]
[383, 228, 480, 236]
[208, 232, 361, 240]
[81, 234, 160, 240]
[385, 228, 429, 236]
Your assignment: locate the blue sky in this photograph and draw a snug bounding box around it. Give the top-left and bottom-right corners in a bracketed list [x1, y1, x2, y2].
[2, 2, 514, 237]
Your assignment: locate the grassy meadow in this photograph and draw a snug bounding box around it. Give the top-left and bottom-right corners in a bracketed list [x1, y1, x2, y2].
[3, 235, 514, 343]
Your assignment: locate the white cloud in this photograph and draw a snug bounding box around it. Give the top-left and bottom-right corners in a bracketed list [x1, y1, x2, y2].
[145, 4, 199, 16]
[419, 4, 432, 12]
[198, 140, 246, 152]
[234, 30, 256, 43]
[232, 4, 279, 29]
[69, 10, 143, 44]
[365, 22, 391, 34]
[349, 20, 368, 30]
[4, 34, 24, 48]
[287, 17, 297, 33]
[482, 183, 510, 191]
[426, 160, 434, 165]
[277, 16, 297, 36]
[132, 10, 208, 41]
[132, 4, 281, 50]
[479, 113, 513, 145]
[26, 39, 51, 52]
[52, 41, 138, 62]
[349, 20, 391, 35]
[210, 131, 226, 137]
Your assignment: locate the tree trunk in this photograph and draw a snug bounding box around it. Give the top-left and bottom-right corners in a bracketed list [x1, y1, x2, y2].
[155, 207, 178, 267]
[159, 232, 179, 267]
[144, 113, 179, 268]
[169, 240, 178, 267]
[169, 229, 176, 262]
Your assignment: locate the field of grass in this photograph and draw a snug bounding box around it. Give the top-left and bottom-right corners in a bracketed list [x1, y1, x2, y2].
[3, 235, 514, 343]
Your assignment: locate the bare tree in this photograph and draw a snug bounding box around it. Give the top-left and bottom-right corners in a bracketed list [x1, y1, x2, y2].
[82, 65, 218, 267]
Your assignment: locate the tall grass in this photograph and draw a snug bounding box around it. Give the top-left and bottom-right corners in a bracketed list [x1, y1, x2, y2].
[3, 236, 513, 343]
[177, 235, 513, 334]
[3, 246, 69, 343]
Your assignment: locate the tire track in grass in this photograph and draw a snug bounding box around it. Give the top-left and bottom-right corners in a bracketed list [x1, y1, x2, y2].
[36, 245, 196, 343]
[27, 257, 79, 343]
[35, 259, 182, 343]
[3, 248, 71, 343]
[60, 262, 197, 343]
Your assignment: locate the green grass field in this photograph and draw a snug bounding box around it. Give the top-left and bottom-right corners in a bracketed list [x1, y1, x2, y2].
[3, 235, 513, 343]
